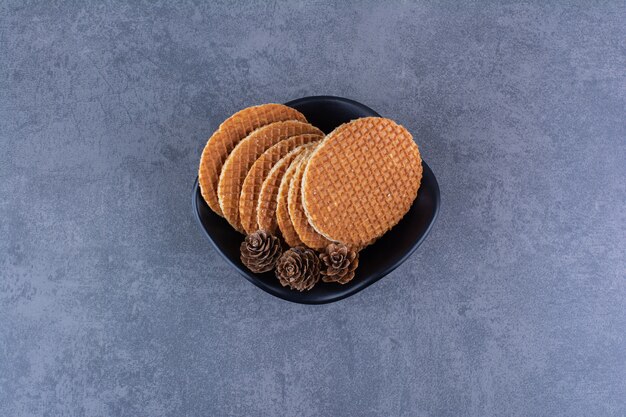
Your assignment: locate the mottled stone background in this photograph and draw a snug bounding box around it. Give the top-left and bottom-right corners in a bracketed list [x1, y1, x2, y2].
[1, 1, 625, 416]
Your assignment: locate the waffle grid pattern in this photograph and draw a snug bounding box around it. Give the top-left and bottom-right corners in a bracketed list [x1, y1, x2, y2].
[218, 121, 323, 232]
[276, 152, 310, 247]
[239, 134, 321, 234]
[288, 155, 331, 249]
[256, 143, 317, 234]
[198, 104, 306, 216]
[302, 117, 422, 247]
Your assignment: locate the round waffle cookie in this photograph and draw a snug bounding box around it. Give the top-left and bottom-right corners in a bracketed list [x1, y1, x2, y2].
[256, 143, 317, 235]
[276, 152, 311, 247]
[218, 120, 323, 232]
[198, 104, 307, 216]
[239, 134, 322, 234]
[302, 117, 422, 248]
[288, 155, 332, 250]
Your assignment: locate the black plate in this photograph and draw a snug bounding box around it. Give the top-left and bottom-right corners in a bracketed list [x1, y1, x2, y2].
[192, 96, 440, 304]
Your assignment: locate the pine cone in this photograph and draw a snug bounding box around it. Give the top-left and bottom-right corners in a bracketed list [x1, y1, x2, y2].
[240, 230, 283, 273]
[319, 243, 359, 284]
[276, 246, 320, 291]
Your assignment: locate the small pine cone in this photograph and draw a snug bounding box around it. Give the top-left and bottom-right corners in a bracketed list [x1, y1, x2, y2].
[319, 243, 359, 284]
[276, 246, 320, 291]
[240, 230, 283, 273]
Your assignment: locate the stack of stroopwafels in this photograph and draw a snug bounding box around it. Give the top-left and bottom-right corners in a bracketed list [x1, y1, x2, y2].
[198, 104, 422, 291]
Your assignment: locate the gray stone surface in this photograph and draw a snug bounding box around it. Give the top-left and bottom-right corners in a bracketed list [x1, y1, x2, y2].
[1, 1, 625, 416]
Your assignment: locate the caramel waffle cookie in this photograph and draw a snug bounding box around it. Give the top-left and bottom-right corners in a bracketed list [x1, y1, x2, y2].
[256, 143, 317, 235]
[302, 117, 422, 248]
[276, 151, 310, 247]
[218, 120, 322, 232]
[198, 104, 306, 216]
[239, 134, 321, 234]
[288, 155, 332, 250]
